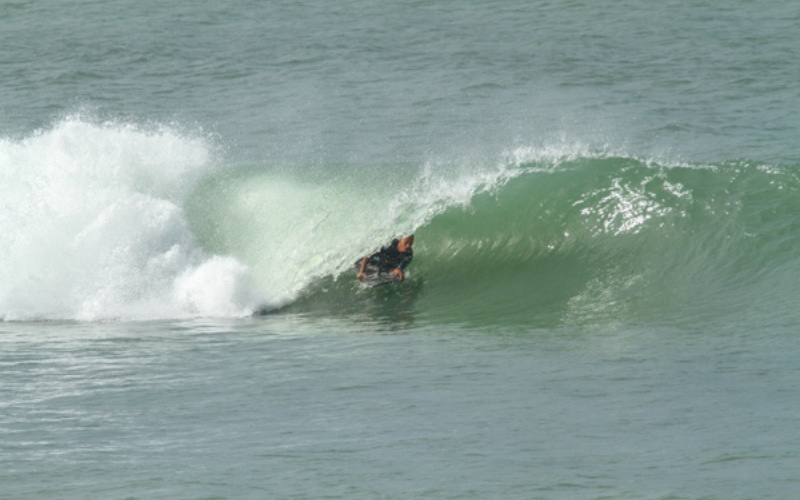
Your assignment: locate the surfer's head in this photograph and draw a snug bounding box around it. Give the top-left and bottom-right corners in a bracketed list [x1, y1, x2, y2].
[397, 235, 414, 253]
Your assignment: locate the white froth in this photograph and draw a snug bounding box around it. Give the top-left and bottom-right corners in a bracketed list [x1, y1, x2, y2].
[0, 117, 261, 321]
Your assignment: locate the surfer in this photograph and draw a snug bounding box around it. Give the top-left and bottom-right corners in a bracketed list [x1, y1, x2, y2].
[357, 235, 414, 282]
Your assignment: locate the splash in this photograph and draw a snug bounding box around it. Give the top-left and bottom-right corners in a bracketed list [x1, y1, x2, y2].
[0, 116, 262, 321]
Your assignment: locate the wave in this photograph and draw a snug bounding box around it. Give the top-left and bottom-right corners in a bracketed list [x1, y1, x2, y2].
[3, 116, 799, 328]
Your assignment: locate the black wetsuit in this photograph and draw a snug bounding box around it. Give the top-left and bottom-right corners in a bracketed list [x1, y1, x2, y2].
[356, 239, 413, 274]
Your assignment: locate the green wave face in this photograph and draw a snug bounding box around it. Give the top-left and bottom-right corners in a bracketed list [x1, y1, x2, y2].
[273, 157, 800, 329]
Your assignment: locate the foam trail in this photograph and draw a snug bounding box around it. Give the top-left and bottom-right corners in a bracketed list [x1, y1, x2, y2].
[0, 116, 262, 321]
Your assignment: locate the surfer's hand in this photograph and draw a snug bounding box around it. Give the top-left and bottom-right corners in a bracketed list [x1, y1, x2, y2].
[357, 272, 365, 281]
[393, 269, 404, 281]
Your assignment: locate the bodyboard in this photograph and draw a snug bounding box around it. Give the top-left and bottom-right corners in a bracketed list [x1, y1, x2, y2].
[355, 261, 400, 287]
[360, 272, 400, 287]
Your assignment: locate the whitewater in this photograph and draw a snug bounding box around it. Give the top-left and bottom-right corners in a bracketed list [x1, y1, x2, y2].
[3, 1, 800, 499]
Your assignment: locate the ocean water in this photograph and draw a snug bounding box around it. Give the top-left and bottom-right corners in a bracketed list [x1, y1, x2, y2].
[2, 1, 800, 498]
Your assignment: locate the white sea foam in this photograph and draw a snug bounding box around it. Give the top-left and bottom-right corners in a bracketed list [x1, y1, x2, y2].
[0, 116, 261, 321]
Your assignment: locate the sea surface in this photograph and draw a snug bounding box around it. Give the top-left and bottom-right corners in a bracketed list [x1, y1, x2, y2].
[2, 1, 800, 498]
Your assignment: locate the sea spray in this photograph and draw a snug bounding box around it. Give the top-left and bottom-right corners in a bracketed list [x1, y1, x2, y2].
[0, 116, 261, 321]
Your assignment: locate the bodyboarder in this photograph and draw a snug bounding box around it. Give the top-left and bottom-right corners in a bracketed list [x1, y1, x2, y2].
[356, 235, 414, 282]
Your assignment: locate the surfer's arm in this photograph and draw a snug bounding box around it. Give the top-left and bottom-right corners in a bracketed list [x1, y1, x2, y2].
[392, 256, 411, 281]
[357, 257, 369, 280]
[392, 254, 411, 281]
